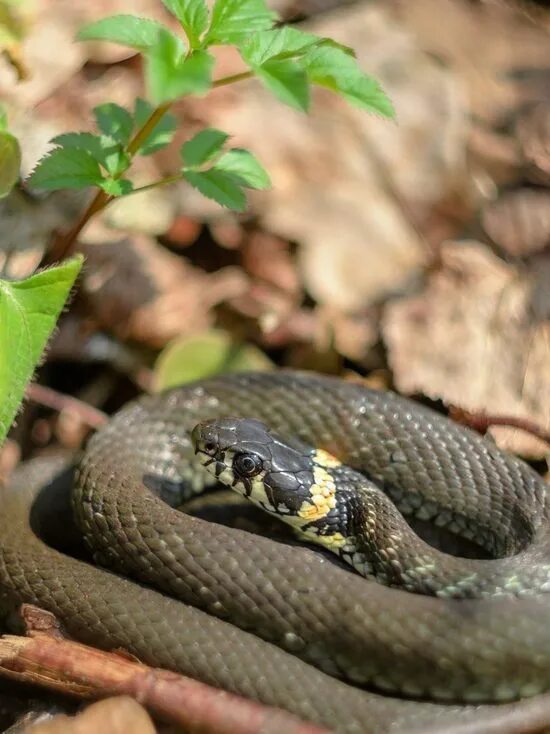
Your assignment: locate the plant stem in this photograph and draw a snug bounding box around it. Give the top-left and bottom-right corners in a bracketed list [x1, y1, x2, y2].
[127, 174, 183, 197]
[213, 70, 254, 88]
[40, 103, 172, 267]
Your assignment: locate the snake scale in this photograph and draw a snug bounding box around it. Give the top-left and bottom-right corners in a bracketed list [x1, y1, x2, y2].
[1, 370, 550, 733]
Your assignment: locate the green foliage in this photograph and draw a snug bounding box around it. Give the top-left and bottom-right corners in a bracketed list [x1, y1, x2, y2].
[205, 0, 277, 45]
[0, 256, 83, 444]
[181, 129, 270, 211]
[145, 30, 214, 103]
[153, 329, 273, 391]
[0, 106, 20, 198]
[161, 0, 208, 50]
[77, 15, 164, 50]
[29, 1, 393, 208]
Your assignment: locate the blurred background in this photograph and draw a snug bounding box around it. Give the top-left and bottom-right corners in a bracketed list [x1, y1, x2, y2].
[0, 0, 548, 478]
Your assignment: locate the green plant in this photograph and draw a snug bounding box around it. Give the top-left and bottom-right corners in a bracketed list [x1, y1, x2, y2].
[28, 0, 393, 260]
[0, 0, 393, 445]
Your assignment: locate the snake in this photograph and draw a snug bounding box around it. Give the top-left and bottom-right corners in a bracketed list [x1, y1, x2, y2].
[1, 370, 550, 734]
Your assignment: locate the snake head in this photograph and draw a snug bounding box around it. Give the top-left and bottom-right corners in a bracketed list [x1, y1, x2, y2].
[191, 418, 321, 517]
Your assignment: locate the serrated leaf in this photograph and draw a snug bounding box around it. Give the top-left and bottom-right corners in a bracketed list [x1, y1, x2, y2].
[0, 256, 83, 444]
[52, 132, 129, 177]
[133, 98, 177, 155]
[145, 30, 214, 103]
[94, 103, 134, 145]
[240, 27, 320, 67]
[162, 0, 208, 49]
[184, 168, 245, 211]
[214, 148, 270, 189]
[256, 59, 309, 111]
[305, 46, 394, 117]
[28, 147, 103, 191]
[0, 131, 21, 198]
[98, 177, 134, 196]
[77, 15, 165, 50]
[52, 132, 104, 159]
[153, 329, 273, 391]
[206, 0, 277, 45]
[181, 128, 228, 167]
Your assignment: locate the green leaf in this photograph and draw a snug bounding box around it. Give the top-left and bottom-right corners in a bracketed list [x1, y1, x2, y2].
[214, 148, 270, 189]
[0, 131, 21, 198]
[133, 98, 177, 155]
[52, 132, 104, 160]
[98, 177, 134, 196]
[305, 46, 394, 117]
[0, 256, 83, 444]
[206, 0, 277, 45]
[52, 132, 129, 177]
[77, 15, 165, 50]
[28, 147, 103, 191]
[94, 103, 134, 145]
[181, 128, 228, 167]
[153, 329, 272, 391]
[256, 59, 309, 111]
[240, 27, 320, 67]
[184, 168, 246, 211]
[0, 106, 7, 132]
[145, 30, 214, 103]
[161, 0, 209, 49]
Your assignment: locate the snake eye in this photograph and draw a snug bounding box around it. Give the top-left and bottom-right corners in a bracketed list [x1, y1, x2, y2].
[234, 452, 263, 478]
[203, 441, 217, 456]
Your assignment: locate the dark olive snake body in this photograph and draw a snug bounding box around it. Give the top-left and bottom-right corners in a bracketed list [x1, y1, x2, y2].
[1, 371, 550, 733]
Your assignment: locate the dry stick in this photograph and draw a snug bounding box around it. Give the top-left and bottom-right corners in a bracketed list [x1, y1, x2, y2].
[448, 406, 550, 446]
[0, 605, 330, 734]
[25, 384, 108, 430]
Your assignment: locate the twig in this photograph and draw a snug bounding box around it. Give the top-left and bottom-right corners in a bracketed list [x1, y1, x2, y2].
[449, 406, 550, 446]
[0, 605, 330, 734]
[25, 384, 108, 430]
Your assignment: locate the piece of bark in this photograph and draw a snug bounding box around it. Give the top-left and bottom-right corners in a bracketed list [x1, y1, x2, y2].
[0, 606, 329, 734]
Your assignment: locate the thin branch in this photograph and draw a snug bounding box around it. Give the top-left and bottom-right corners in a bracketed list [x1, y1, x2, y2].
[213, 70, 254, 88]
[0, 605, 329, 734]
[25, 384, 108, 430]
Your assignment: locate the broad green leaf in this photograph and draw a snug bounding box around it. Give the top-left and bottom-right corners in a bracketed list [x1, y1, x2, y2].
[145, 30, 214, 103]
[99, 177, 134, 196]
[133, 98, 177, 155]
[52, 132, 104, 160]
[0, 130, 20, 198]
[305, 46, 394, 117]
[240, 27, 320, 67]
[162, 0, 208, 49]
[256, 59, 309, 111]
[28, 147, 103, 191]
[52, 132, 129, 177]
[153, 329, 273, 391]
[181, 128, 228, 167]
[77, 15, 165, 50]
[0, 106, 7, 131]
[0, 256, 83, 444]
[206, 0, 277, 45]
[184, 168, 245, 210]
[215, 148, 270, 189]
[93, 103, 134, 145]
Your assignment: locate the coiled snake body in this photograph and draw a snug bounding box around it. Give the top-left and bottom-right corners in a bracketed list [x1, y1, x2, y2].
[1, 371, 550, 733]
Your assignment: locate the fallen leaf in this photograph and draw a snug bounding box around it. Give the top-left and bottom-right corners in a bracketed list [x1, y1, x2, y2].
[382, 241, 550, 458]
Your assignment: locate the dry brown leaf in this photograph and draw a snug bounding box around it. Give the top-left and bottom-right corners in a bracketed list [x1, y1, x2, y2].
[482, 188, 550, 258]
[27, 697, 155, 734]
[394, 0, 550, 123]
[516, 102, 550, 186]
[80, 236, 219, 348]
[382, 241, 550, 458]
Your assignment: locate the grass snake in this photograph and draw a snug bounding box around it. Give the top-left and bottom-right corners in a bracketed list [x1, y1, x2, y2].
[1, 370, 550, 733]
